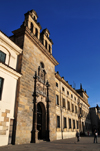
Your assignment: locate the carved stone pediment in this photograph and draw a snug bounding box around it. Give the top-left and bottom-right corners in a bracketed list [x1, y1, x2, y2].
[36, 81, 46, 97]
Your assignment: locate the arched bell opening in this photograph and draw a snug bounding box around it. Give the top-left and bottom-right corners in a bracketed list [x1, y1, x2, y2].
[37, 102, 46, 140]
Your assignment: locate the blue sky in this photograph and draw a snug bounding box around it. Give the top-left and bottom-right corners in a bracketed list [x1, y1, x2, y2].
[0, 0, 100, 107]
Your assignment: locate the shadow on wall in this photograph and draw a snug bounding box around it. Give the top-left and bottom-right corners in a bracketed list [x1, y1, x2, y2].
[89, 105, 100, 135]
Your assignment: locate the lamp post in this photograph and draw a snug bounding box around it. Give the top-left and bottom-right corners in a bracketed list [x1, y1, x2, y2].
[46, 80, 50, 141]
[31, 71, 38, 143]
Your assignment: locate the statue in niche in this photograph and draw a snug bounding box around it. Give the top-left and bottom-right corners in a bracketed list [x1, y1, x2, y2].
[38, 62, 46, 84]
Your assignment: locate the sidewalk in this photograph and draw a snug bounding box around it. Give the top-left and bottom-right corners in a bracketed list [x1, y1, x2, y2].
[0, 137, 100, 151]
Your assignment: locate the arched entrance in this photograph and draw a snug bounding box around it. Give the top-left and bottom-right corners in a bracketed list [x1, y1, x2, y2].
[37, 102, 46, 139]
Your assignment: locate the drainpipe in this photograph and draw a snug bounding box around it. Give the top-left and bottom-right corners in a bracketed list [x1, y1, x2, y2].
[60, 88, 63, 139]
[46, 80, 50, 141]
[31, 71, 38, 143]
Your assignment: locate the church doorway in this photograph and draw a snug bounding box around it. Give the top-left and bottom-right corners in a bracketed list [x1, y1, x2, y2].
[37, 102, 46, 139]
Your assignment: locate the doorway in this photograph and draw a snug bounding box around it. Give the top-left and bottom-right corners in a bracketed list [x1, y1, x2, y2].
[37, 103, 42, 139]
[37, 102, 46, 140]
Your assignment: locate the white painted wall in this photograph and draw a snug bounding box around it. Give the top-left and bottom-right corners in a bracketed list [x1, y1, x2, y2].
[0, 31, 22, 146]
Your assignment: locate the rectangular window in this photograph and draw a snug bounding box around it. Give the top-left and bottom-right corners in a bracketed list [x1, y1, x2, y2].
[67, 91, 69, 95]
[0, 50, 6, 63]
[64, 117, 67, 128]
[69, 118, 71, 129]
[56, 95, 59, 105]
[77, 121, 78, 129]
[73, 120, 75, 129]
[0, 77, 4, 100]
[79, 107, 82, 114]
[63, 98, 65, 107]
[75, 106, 77, 113]
[62, 87, 64, 91]
[74, 97, 76, 101]
[71, 94, 73, 98]
[68, 101, 70, 110]
[72, 104, 74, 112]
[57, 116, 60, 128]
[56, 82, 58, 87]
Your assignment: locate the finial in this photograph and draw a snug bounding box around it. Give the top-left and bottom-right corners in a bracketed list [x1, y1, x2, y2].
[80, 83, 82, 89]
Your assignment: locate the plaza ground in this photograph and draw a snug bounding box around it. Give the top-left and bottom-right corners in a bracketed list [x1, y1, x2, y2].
[0, 136, 100, 151]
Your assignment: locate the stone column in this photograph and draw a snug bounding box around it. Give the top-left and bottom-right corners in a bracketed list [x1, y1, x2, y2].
[46, 81, 50, 141]
[31, 71, 38, 143]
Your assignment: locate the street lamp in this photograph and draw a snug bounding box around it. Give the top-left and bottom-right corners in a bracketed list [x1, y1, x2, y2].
[46, 80, 50, 141]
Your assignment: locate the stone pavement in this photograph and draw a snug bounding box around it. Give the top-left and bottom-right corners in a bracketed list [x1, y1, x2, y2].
[0, 137, 100, 151]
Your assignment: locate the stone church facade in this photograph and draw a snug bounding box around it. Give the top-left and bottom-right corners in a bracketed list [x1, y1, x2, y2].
[0, 10, 91, 146]
[10, 10, 59, 144]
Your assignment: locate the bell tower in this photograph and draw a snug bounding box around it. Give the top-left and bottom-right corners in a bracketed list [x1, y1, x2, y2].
[23, 10, 42, 39]
[40, 28, 53, 54]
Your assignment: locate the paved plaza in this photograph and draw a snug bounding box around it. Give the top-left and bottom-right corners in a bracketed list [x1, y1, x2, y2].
[0, 137, 100, 151]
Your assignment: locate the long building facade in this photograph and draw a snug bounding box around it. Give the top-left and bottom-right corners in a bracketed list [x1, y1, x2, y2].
[55, 72, 91, 139]
[0, 10, 91, 146]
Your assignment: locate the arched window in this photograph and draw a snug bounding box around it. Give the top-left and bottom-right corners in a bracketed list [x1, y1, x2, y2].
[34, 16, 36, 21]
[35, 28, 38, 38]
[49, 45, 51, 53]
[45, 40, 47, 49]
[40, 62, 44, 68]
[30, 22, 33, 33]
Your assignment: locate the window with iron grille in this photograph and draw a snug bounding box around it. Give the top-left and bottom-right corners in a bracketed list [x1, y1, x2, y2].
[64, 117, 67, 128]
[73, 120, 75, 129]
[0, 77, 4, 100]
[69, 118, 71, 129]
[57, 116, 60, 128]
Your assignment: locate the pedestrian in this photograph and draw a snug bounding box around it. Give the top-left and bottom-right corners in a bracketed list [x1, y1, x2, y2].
[94, 129, 98, 143]
[76, 131, 80, 142]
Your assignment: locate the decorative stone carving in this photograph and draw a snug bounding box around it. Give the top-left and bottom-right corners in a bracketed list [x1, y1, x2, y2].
[38, 66, 46, 84]
[36, 81, 46, 97]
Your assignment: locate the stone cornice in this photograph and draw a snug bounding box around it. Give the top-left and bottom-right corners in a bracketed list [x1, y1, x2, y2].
[0, 31, 22, 55]
[0, 62, 22, 79]
[24, 27, 59, 66]
[55, 73, 90, 107]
